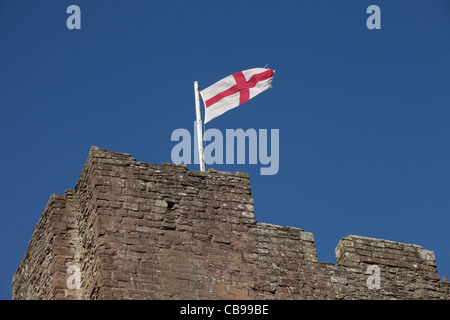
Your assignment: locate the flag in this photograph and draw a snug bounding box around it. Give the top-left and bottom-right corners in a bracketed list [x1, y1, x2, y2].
[200, 67, 275, 123]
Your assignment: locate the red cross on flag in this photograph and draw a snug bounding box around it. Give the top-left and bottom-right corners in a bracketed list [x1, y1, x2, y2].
[200, 67, 275, 123]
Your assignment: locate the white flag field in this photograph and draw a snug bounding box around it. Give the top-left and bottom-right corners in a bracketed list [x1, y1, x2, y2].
[200, 67, 275, 123]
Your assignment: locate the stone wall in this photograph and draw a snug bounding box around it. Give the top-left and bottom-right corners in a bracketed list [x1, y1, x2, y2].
[12, 146, 450, 300]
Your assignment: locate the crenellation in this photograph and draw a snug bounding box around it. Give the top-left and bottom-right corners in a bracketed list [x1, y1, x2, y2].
[12, 146, 450, 300]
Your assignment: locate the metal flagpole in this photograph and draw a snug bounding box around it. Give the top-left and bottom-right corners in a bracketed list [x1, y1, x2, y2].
[194, 81, 205, 172]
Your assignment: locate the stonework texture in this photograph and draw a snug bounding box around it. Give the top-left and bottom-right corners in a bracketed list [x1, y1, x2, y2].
[12, 146, 450, 300]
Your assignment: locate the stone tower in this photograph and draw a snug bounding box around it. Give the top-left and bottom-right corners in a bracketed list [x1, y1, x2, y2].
[12, 146, 450, 299]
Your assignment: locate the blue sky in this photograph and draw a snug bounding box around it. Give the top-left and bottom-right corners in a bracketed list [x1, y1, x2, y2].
[1, 0, 449, 299]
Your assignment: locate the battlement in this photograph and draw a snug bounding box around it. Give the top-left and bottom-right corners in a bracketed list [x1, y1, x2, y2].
[12, 146, 449, 299]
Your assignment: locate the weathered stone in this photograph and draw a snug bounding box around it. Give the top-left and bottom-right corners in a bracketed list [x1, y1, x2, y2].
[12, 147, 450, 300]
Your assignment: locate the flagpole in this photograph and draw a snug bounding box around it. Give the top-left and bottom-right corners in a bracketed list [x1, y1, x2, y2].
[194, 81, 205, 172]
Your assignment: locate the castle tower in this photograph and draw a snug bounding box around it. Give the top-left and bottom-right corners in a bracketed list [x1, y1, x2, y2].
[12, 147, 450, 299]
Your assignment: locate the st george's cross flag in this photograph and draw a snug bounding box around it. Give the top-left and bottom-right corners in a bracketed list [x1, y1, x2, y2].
[200, 67, 275, 123]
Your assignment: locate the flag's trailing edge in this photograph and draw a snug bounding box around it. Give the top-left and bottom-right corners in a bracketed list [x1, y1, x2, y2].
[200, 67, 275, 124]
